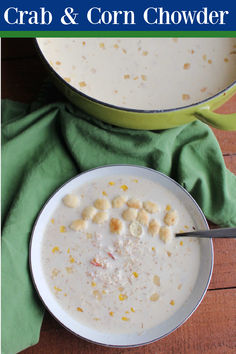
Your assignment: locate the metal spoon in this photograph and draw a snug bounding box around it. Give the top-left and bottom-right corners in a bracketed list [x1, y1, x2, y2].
[175, 227, 236, 238]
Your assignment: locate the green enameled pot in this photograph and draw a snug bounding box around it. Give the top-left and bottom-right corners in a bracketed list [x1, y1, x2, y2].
[36, 39, 236, 131]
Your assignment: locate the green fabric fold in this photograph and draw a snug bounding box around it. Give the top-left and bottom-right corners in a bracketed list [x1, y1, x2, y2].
[2, 92, 236, 354]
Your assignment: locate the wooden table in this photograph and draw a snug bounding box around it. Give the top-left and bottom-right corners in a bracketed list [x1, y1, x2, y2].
[2, 39, 236, 354]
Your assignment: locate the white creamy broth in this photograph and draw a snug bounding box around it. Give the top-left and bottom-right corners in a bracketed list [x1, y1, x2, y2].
[38, 37, 236, 110]
[41, 175, 200, 334]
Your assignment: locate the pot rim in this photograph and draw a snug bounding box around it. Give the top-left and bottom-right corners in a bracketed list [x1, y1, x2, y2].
[35, 38, 236, 114]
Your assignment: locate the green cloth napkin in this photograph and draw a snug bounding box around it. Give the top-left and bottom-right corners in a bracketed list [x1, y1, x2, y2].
[2, 87, 236, 354]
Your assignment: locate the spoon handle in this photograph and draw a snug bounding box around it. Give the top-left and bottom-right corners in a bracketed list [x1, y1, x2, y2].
[175, 227, 236, 238]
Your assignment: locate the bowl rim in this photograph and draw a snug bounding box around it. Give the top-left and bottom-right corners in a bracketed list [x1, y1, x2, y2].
[35, 37, 236, 114]
[29, 164, 214, 348]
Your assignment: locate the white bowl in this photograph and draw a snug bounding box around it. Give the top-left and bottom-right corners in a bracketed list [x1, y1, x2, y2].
[30, 165, 213, 347]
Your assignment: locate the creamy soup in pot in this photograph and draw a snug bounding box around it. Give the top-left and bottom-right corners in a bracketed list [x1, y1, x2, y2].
[41, 175, 200, 334]
[38, 37, 236, 110]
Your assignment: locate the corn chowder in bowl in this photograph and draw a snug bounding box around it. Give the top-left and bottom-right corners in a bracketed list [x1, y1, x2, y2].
[30, 165, 213, 346]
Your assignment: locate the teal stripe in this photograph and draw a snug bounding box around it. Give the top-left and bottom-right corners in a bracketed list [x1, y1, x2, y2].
[1, 31, 236, 38]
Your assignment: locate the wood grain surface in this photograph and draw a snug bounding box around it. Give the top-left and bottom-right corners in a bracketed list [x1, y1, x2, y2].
[2, 38, 236, 354]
